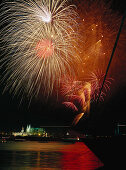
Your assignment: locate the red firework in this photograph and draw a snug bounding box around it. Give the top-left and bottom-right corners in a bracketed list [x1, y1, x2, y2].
[35, 39, 54, 58]
[67, 95, 85, 112]
[60, 76, 83, 96]
[62, 102, 78, 112]
[89, 70, 114, 101]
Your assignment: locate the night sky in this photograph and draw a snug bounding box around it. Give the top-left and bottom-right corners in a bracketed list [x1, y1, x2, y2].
[0, 0, 126, 134]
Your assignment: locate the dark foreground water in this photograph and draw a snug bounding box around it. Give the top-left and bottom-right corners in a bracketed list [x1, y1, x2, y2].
[0, 141, 103, 170]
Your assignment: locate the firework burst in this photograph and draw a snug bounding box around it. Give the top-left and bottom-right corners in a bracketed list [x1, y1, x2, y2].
[0, 0, 79, 100]
[60, 75, 83, 97]
[88, 70, 114, 102]
[60, 75, 91, 125]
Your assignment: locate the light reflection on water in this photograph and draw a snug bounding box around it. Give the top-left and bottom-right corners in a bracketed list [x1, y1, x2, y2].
[0, 141, 103, 169]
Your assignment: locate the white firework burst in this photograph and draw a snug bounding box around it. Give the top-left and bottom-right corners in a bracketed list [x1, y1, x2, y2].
[0, 0, 79, 100]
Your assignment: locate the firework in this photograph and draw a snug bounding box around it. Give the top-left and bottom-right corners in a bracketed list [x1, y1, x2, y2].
[67, 95, 84, 113]
[60, 76, 91, 111]
[88, 70, 113, 101]
[62, 102, 78, 112]
[60, 76, 83, 97]
[74, 0, 126, 83]
[60, 75, 91, 125]
[72, 113, 84, 126]
[0, 0, 79, 100]
[61, 0, 125, 124]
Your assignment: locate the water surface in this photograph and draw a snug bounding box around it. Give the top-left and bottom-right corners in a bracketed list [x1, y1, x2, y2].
[0, 141, 103, 169]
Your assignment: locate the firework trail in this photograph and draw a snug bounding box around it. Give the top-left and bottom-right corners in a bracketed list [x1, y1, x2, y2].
[72, 113, 84, 126]
[72, 82, 91, 125]
[61, 76, 91, 125]
[62, 102, 78, 112]
[0, 0, 79, 100]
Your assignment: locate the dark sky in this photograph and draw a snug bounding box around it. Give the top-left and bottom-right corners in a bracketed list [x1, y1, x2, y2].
[0, 0, 126, 134]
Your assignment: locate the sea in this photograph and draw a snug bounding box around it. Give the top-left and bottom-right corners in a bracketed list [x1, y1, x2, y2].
[0, 141, 103, 170]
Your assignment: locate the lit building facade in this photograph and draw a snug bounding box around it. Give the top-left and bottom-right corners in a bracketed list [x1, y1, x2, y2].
[12, 125, 47, 137]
